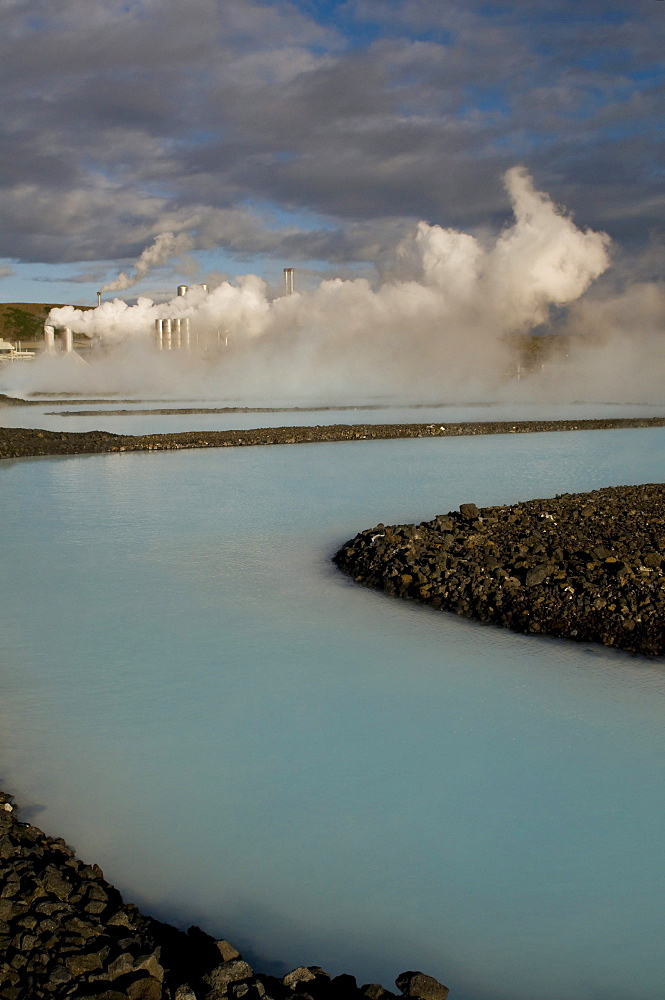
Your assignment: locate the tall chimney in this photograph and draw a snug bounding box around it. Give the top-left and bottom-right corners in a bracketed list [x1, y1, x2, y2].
[97, 291, 102, 307]
[283, 267, 295, 295]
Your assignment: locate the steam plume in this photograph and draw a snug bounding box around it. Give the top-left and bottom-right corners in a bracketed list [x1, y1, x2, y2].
[26, 168, 661, 403]
[100, 231, 193, 293]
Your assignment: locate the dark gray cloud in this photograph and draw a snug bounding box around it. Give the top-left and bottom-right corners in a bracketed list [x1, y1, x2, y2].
[1, 0, 663, 276]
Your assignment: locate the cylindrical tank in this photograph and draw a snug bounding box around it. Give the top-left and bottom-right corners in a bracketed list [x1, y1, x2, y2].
[63, 328, 74, 353]
[173, 317, 182, 349]
[164, 318, 172, 350]
[177, 285, 188, 297]
[44, 326, 56, 353]
[155, 318, 163, 350]
[183, 317, 191, 350]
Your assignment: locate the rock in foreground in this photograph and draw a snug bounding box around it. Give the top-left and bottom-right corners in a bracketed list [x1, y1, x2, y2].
[0, 791, 449, 999]
[333, 484, 665, 657]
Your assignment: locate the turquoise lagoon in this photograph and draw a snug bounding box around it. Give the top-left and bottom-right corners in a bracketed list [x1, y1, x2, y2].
[0, 420, 664, 1000]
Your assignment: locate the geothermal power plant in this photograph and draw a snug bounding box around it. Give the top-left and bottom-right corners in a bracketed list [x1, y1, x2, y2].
[35, 267, 298, 363]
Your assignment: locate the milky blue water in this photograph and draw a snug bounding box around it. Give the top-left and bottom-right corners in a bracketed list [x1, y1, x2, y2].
[1, 426, 665, 1000]
[0, 398, 662, 434]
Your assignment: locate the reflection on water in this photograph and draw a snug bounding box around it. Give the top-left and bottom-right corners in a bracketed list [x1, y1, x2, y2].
[1, 427, 664, 1000]
[1, 397, 663, 434]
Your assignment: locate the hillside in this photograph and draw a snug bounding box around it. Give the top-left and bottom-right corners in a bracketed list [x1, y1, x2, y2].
[0, 302, 93, 344]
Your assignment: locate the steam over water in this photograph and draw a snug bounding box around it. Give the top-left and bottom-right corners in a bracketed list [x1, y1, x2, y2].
[4, 168, 664, 404]
[1, 423, 665, 1000]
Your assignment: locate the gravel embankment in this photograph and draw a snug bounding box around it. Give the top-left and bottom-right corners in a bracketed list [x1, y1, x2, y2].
[0, 791, 449, 1000]
[334, 484, 665, 657]
[2, 416, 665, 461]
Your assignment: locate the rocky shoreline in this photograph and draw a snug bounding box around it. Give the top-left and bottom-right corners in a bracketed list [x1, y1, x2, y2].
[2, 415, 665, 461]
[0, 791, 449, 1000]
[334, 483, 665, 657]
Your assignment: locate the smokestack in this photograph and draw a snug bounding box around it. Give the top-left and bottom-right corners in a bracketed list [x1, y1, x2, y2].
[283, 267, 295, 295]
[44, 325, 55, 354]
[97, 291, 102, 307]
[177, 285, 188, 296]
[63, 327, 74, 353]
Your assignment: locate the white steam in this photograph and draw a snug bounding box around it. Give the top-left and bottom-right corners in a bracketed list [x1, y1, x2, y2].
[15, 167, 661, 402]
[488, 167, 611, 329]
[100, 231, 194, 293]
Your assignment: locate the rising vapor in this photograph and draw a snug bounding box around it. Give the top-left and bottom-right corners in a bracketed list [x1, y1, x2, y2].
[12, 168, 659, 402]
[100, 231, 194, 294]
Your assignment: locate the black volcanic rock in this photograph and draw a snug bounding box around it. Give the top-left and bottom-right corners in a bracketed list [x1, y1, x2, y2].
[3, 417, 665, 462]
[333, 484, 665, 657]
[0, 790, 447, 999]
[395, 972, 449, 1000]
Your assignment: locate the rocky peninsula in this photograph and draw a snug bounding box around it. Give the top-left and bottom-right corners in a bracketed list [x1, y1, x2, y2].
[334, 483, 665, 657]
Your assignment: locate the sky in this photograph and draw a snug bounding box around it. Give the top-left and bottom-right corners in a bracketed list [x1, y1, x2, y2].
[1, 0, 664, 306]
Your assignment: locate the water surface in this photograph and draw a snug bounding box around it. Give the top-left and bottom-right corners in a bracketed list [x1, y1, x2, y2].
[1, 397, 662, 434]
[1, 427, 664, 1000]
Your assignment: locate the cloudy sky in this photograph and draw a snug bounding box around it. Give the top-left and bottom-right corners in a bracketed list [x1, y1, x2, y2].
[1, 0, 663, 304]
